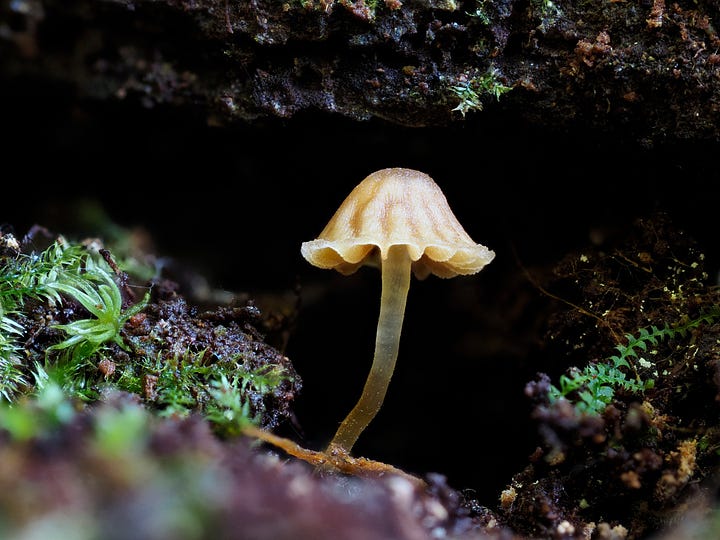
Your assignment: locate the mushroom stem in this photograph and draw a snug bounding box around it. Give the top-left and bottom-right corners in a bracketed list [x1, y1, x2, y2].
[327, 246, 412, 455]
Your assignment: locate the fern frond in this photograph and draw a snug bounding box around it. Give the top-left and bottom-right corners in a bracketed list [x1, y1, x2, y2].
[548, 309, 720, 415]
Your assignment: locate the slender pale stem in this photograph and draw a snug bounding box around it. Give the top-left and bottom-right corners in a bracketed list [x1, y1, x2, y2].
[327, 246, 412, 455]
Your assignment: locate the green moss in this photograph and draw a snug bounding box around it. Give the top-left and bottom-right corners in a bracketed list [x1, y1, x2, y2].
[115, 349, 290, 436]
[531, 0, 562, 32]
[0, 239, 98, 401]
[93, 401, 148, 457]
[0, 237, 149, 402]
[468, 0, 492, 25]
[47, 254, 150, 361]
[0, 380, 76, 441]
[450, 67, 513, 116]
[0, 231, 292, 435]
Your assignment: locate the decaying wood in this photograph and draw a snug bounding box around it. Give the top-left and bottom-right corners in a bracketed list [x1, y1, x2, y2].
[2, 0, 720, 145]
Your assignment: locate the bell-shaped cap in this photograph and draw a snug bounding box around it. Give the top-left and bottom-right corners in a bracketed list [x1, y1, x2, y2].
[301, 168, 495, 279]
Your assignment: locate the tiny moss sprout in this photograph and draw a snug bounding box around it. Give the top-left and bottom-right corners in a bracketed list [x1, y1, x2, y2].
[92, 400, 149, 458]
[468, 0, 492, 25]
[47, 254, 150, 361]
[0, 379, 76, 441]
[451, 67, 513, 116]
[531, 0, 562, 31]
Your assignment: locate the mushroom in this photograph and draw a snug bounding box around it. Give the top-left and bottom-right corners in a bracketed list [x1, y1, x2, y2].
[301, 167, 495, 457]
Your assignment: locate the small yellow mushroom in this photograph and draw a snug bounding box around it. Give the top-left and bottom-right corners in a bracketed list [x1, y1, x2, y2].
[302, 167, 495, 457]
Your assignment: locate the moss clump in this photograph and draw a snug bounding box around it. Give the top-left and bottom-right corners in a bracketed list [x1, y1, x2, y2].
[450, 67, 513, 116]
[0, 226, 301, 435]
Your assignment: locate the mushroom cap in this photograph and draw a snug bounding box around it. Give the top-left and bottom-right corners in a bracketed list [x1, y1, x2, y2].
[301, 168, 495, 279]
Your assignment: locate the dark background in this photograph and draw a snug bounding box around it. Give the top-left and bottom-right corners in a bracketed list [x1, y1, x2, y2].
[3, 85, 719, 503]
